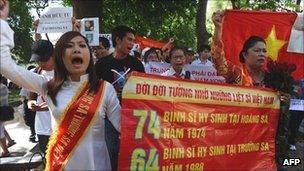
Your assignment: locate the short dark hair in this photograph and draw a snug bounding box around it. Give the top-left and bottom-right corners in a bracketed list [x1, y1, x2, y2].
[183, 47, 195, 55]
[152, 47, 163, 56]
[99, 37, 110, 50]
[111, 25, 135, 47]
[169, 46, 185, 59]
[30, 40, 54, 62]
[198, 44, 210, 53]
[239, 36, 265, 63]
[144, 48, 159, 63]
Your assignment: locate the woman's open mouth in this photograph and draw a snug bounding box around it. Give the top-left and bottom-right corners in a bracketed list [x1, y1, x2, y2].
[72, 57, 83, 67]
[257, 58, 265, 63]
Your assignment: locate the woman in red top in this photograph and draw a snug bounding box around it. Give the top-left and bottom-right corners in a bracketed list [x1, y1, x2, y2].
[211, 11, 289, 102]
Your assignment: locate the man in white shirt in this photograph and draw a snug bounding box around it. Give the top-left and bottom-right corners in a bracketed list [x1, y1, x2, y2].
[28, 40, 54, 155]
[192, 44, 213, 66]
[19, 65, 37, 143]
[162, 46, 195, 80]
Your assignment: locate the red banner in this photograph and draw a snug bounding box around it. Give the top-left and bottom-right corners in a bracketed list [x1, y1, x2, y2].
[135, 36, 173, 50]
[119, 72, 280, 170]
[222, 10, 303, 80]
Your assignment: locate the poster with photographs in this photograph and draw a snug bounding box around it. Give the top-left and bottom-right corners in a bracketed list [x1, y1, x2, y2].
[80, 17, 99, 46]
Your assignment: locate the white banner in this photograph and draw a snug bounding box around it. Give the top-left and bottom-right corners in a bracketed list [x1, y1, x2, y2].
[289, 99, 304, 111]
[145, 62, 226, 83]
[37, 7, 73, 33]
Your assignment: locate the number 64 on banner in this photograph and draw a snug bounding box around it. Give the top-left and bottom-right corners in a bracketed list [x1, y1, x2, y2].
[133, 110, 160, 139]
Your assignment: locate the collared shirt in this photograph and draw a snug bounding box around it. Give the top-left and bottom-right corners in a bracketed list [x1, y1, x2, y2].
[35, 70, 54, 136]
[161, 67, 195, 80]
[191, 59, 213, 66]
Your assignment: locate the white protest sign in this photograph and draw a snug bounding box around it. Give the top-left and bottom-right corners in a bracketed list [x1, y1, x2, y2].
[37, 7, 73, 33]
[289, 99, 304, 111]
[145, 62, 226, 83]
[80, 18, 99, 46]
[184, 64, 226, 83]
[145, 62, 170, 75]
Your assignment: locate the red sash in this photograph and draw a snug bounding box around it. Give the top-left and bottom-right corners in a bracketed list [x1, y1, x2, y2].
[46, 81, 106, 171]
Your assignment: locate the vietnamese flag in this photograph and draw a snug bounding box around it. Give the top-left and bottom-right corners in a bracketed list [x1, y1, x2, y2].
[135, 36, 173, 50]
[222, 10, 304, 80]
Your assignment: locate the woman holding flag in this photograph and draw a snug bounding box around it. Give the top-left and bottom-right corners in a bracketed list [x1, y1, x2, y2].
[0, 1, 120, 170]
[211, 11, 290, 103]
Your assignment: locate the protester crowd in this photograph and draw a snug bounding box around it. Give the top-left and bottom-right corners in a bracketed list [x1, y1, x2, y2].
[0, 0, 303, 170]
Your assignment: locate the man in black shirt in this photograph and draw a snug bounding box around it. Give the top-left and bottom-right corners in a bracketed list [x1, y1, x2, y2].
[95, 25, 144, 98]
[94, 25, 144, 171]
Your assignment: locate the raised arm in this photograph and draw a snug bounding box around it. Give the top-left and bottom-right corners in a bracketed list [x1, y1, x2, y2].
[0, 2, 48, 95]
[33, 19, 42, 41]
[161, 37, 174, 52]
[72, 17, 81, 32]
[211, 11, 228, 76]
[211, 11, 241, 84]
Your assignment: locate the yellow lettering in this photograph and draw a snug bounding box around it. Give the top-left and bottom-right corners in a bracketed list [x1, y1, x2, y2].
[163, 148, 185, 159]
[240, 114, 260, 124]
[54, 144, 64, 156]
[260, 142, 269, 151]
[237, 142, 260, 153]
[67, 116, 84, 137]
[210, 114, 228, 123]
[162, 128, 184, 138]
[209, 145, 225, 156]
[162, 164, 183, 171]
[197, 146, 208, 157]
[60, 135, 70, 146]
[198, 113, 208, 123]
[163, 111, 186, 122]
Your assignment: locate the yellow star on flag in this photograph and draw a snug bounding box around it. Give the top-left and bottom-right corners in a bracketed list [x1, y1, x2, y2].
[265, 26, 287, 61]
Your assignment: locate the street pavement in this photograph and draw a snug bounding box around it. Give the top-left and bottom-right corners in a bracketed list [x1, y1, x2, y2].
[0, 105, 43, 170]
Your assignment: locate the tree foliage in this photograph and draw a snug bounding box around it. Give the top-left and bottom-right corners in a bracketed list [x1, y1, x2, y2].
[231, 0, 302, 12]
[63, 0, 198, 49]
[8, 0, 34, 63]
[35, 0, 303, 60]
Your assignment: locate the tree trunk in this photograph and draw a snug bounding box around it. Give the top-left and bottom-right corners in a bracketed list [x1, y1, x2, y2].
[231, 0, 240, 9]
[296, 0, 301, 5]
[196, 0, 209, 50]
[72, 0, 103, 32]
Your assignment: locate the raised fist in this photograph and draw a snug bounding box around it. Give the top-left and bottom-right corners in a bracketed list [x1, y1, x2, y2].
[212, 10, 224, 28]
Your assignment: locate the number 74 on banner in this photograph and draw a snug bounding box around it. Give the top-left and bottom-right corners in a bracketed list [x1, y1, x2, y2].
[133, 110, 161, 139]
[131, 110, 160, 171]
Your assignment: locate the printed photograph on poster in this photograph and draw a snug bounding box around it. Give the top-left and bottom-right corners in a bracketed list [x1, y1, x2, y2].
[99, 34, 115, 53]
[86, 34, 93, 43]
[99, 34, 113, 48]
[85, 20, 94, 31]
[80, 17, 99, 46]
